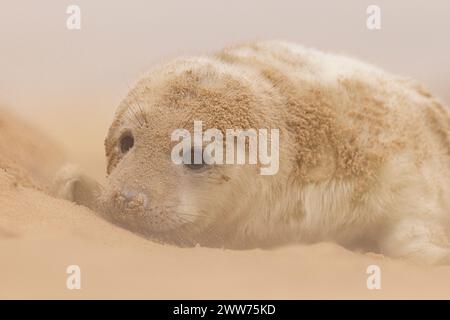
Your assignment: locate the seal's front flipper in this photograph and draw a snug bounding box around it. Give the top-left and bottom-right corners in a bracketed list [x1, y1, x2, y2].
[52, 164, 103, 211]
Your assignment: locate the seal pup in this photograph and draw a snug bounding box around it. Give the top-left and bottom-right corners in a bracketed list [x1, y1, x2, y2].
[55, 41, 450, 264]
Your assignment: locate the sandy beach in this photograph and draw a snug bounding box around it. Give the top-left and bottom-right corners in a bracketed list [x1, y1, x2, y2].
[0, 108, 449, 299]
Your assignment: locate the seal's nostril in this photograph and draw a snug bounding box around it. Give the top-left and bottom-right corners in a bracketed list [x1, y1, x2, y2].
[120, 189, 149, 209]
[121, 189, 136, 201]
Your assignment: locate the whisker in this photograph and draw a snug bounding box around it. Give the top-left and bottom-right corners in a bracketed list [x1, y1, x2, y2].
[124, 104, 142, 128]
[125, 83, 146, 128]
[130, 103, 145, 128]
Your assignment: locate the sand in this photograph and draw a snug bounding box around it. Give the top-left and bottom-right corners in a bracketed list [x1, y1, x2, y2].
[0, 108, 449, 300]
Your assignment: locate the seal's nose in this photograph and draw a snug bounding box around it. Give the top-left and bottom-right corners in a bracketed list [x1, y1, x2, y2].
[119, 189, 149, 211]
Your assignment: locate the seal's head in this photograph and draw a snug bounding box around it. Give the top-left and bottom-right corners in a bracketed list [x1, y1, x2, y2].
[101, 57, 288, 247]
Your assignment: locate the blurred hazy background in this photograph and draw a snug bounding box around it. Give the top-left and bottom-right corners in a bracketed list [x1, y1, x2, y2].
[0, 0, 449, 180]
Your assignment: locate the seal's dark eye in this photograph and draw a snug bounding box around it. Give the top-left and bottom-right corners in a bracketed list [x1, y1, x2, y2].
[185, 147, 207, 171]
[185, 162, 205, 170]
[119, 133, 134, 154]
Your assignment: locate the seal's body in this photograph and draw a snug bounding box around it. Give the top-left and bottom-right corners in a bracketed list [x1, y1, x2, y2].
[57, 41, 450, 264]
